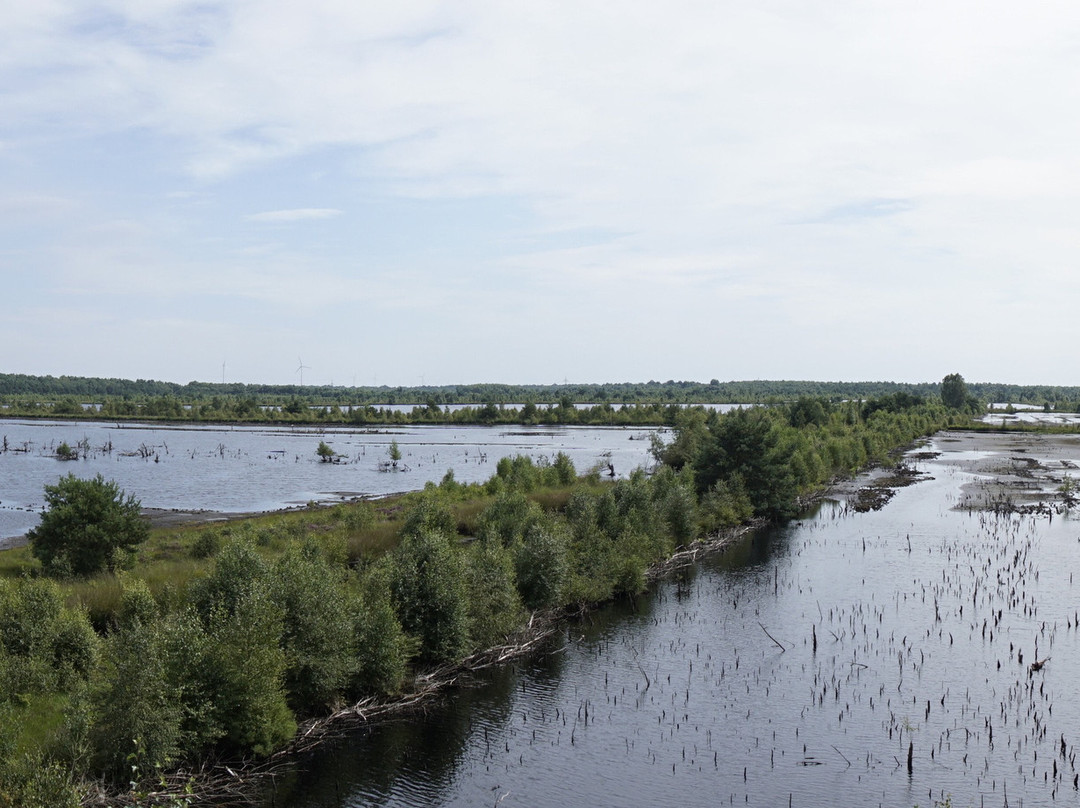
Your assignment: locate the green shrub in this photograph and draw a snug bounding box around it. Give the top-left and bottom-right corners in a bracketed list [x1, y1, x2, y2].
[514, 521, 570, 610]
[89, 618, 181, 782]
[190, 529, 222, 559]
[116, 575, 159, 629]
[549, 452, 577, 486]
[0, 748, 80, 808]
[464, 540, 523, 647]
[477, 491, 541, 547]
[201, 591, 295, 756]
[28, 473, 148, 577]
[350, 567, 409, 696]
[699, 476, 754, 532]
[271, 546, 355, 712]
[389, 528, 470, 665]
[400, 493, 457, 540]
[189, 539, 269, 621]
[0, 578, 98, 696]
[158, 609, 223, 756]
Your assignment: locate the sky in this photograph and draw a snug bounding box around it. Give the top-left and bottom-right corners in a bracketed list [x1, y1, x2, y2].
[3, 1, 1080, 388]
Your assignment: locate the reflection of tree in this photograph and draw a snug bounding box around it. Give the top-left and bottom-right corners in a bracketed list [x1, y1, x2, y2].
[263, 663, 524, 806]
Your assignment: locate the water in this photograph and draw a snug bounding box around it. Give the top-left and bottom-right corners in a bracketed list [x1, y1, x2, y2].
[0, 419, 659, 541]
[263, 436, 1080, 808]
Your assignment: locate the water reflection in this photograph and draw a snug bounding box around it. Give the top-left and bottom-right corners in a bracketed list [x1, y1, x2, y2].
[260, 443, 1080, 808]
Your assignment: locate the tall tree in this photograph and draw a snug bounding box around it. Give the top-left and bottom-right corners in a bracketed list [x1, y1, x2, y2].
[941, 373, 969, 410]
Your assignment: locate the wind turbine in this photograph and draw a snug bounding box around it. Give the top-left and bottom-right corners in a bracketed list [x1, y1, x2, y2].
[296, 356, 310, 387]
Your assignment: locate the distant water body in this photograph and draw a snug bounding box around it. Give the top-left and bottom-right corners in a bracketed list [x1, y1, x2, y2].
[0, 419, 658, 541]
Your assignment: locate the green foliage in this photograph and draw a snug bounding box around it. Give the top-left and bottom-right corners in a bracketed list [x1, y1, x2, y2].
[0, 578, 98, 697]
[788, 397, 830, 428]
[941, 373, 968, 410]
[28, 474, 149, 577]
[514, 520, 570, 609]
[270, 545, 355, 712]
[494, 455, 541, 492]
[89, 618, 182, 781]
[201, 591, 296, 756]
[400, 493, 457, 540]
[464, 540, 524, 647]
[478, 491, 542, 546]
[693, 408, 798, 521]
[182, 542, 296, 754]
[116, 575, 159, 629]
[550, 452, 577, 485]
[649, 465, 699, 546]
[389, 528, 471, 665]
[351, 567, 409, 695]
[188, 539, 269, 622]
[699, 477, 754, 532]
[0, 733, 81, 808]
[316, 440, 335, 462]
[190, 529, 222, 559]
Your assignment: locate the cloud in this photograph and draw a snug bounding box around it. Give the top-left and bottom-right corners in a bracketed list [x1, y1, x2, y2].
[244, 208, 343, 222]
[6, 1, 1080, 384]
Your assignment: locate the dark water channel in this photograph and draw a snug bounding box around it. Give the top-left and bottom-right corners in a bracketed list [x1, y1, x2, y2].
[263, 439, 1080, 808]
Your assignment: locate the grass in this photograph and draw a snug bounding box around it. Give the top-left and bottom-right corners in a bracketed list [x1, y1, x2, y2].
[7, 693, 70, 758]
[0, 482, 585, 626]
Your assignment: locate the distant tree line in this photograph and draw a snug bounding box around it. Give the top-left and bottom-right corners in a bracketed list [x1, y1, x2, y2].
[7, 371, 1069, 426]
[6, 372, 1075, 412]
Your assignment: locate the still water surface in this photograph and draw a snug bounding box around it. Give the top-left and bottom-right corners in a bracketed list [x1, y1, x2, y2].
[0, 419, 657, 541]
[265, 438, 1080, 808]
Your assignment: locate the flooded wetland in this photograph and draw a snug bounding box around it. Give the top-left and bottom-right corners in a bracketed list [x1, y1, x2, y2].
[266, 430, 1080, 808]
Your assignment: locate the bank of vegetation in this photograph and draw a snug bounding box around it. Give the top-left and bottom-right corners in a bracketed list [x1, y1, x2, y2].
[0, 393, 969, 806]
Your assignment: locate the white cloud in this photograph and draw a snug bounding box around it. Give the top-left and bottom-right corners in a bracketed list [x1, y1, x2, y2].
[245, 208, 343, 222]
[6, 1, 1080, 384]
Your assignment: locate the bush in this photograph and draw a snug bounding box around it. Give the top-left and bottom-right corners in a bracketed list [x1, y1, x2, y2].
[189, 539, 269, 622]
[28, 474, 148, 577]
[0, 578, 98, 696]
[89, 618, 182, 782]
[271, 546, 356, 712]
[464, 540, 523, 647]
[400, 494, 457, 540]
[477, 491, 541, 546]
[389, 528, 470, 665]
[0, 738, 80, 808]
[514, 521, 570, 610]
[350, 567, 409, 696]
[201, 592, 295, 756]
[190, 529, 222, 559]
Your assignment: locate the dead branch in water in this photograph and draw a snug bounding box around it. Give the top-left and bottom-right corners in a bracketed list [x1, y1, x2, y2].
[758, 622, 787, 652]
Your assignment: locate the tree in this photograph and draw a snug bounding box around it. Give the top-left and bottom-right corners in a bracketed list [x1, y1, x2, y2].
[691, 408, 797, 521]
[941, 373, 968, 410]
[389, 528, 470, 665]
[28, 474, 149, 576]
[316, 440, 335, 462]
[388, 440, 402, 468]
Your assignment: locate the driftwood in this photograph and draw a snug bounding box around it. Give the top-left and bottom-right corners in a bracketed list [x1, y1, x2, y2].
[82, 619, 562, 807]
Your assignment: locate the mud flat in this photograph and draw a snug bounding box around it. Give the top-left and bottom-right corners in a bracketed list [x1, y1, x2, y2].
[933, 429, 1080, 512]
